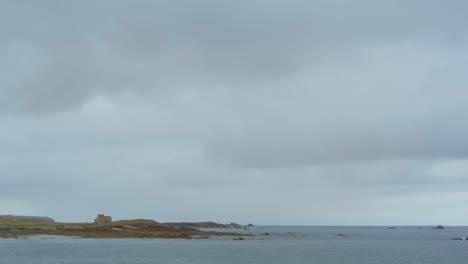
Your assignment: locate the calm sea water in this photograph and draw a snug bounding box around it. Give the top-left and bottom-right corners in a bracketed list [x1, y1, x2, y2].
[1, 226, 468, 264]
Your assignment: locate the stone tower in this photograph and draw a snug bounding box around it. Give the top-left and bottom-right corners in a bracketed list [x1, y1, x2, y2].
[94, 214, 112, 224]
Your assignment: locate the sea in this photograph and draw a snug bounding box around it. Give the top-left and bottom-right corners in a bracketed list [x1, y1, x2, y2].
[1, 226, 468, 264]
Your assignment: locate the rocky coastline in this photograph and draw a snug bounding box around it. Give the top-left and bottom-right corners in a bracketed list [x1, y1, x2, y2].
[0, 224, 241, 239]
[0, 215, 247, 239]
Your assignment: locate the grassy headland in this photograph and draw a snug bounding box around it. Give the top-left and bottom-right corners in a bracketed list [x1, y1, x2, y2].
[0, 216, 243, 239]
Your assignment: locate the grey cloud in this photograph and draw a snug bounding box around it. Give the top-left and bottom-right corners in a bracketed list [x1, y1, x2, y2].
[1, 0, 467, 113]
[1, 1, 468, 225]
[198, 44, 468, 166]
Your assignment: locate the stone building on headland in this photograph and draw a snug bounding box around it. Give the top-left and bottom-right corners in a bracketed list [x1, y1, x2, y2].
[94, 214, 112, 224]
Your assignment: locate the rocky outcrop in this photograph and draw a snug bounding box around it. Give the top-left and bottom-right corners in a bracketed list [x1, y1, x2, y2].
[226, 222, 242, 228]
[433, 225, 445, 229]
[0, 223, 243, 239]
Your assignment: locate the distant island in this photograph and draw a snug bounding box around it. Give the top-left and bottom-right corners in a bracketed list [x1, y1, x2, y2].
[0, 215, 55, 223]
[162, 221, 253, 229]
[0, 215, 249, 239]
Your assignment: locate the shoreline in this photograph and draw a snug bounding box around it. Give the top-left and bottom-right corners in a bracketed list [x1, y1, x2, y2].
[0, 223, 245, 239]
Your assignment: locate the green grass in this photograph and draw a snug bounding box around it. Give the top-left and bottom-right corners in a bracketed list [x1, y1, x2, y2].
[0, 217, 160, 227]
[52, 222, 95, 227]
[0, 217, 52, 226]
[111, 219, 159, 225]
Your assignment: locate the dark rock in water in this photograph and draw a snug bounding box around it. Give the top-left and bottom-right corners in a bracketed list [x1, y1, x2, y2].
[247, 223, 254, 227]
[336, 233, 347, 237]
[389, 227, 396, 229]
[233, 237, 245, 240]
[261, 233, 271, 236]
[433, 225, 445, 229]
[452, 237, 468, 241]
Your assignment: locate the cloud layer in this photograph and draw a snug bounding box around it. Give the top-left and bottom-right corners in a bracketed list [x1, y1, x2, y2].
[1, 0, 468, 225]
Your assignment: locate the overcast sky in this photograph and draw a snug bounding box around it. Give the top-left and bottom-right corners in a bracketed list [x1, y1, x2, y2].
[1, 0, 468, 225]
